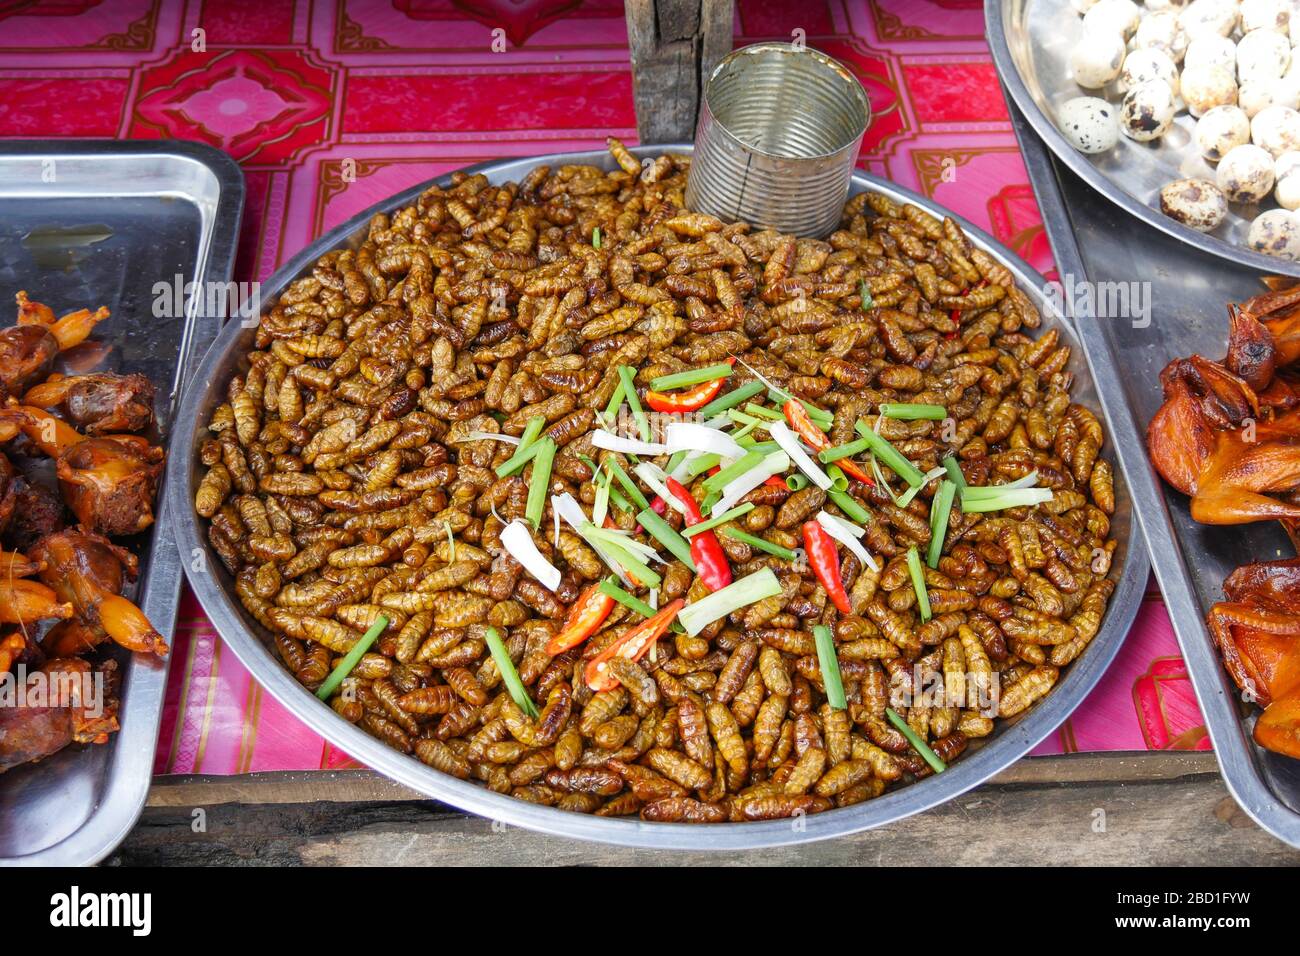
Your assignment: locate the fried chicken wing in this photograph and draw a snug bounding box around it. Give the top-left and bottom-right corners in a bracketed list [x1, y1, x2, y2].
[0, 658, 119, 773]
[23, 372, 156, 435]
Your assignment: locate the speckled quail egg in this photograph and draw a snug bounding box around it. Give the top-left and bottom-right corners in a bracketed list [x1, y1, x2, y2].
[1273, 152, 1300, 208]
[1237, 29, 1291, 86]
[1181, 63, 1239, 117]
[1251, 105, 1300, 156]
[1179, 0, 1239, 39]
[1160, 178, 1229, 231]
[1239, 76, 1300, 117]
[1247, 209, 1300, 257]
[1217, 143, 1277, 201]
[1240, 0, 1290, 34]
[1120, 80, 1178, 140]
[1058, 96, 1122, 153]
[1135, 10, 1190, 62]
[1070, 31, 1127, 88]
[1121, 48, 1181, 95]
[1195, 105, 1252, 159]
[1183, 33, 1236, 73]
[1083, 0, 1141, 39]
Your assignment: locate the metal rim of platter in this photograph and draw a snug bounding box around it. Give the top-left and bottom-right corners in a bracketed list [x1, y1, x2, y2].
[168, 144, 1148, 850]
[986, 0, 1300, 280]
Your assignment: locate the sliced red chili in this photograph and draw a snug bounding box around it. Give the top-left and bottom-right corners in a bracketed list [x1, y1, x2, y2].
[546, 583, 615, 655]
[645, 377, 725, 413]
[585, 598, 684, 692]
[803, 520, 852, 615]
[665, 477, 732, 592]
[782, 399, 874, 487]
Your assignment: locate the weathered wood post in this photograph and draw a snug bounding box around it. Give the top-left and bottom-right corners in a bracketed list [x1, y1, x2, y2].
[624, 0, 735, 144]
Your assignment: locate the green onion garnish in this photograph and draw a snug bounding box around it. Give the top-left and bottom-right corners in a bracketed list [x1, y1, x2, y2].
[818, 436, 872, 464]
[905, 546, 932, 622]
[617, 365, 651, 443]
[813, 624, 846, 710]
[942, 455, 966, 490]
[860, 280, 873, 311]
[485, 625, 539, 719]
[495, 416, 547, 477]
[701, 450, 765, 493]
[598, 576, 656, 617]
[698, 379, 764, 419]
[681, 502, 754, 537]
[592, 226, 602, 249]
[650, 363, 733, 392]
[587, 525, 663, 587]
[785, 473, 809, 491]
[603, 377, 626, 427]
[823, 463, 849, 492]
[879, 403, 946, 420]
[827, 486, 871, 525]
[958, 487, 1054, 513]
[517, 415, 546, 452]
[885, 706, 946, 774]
[636, 508, 696, 571]
[727, 409, 767, 431]
[606, 457, 650, 511]
[854, 420, 926, 487]
[719, 526, 797, 560]
[743, 403, 784, 421]
[927, 479, 957, 569]
[677, 569, 781, 636]
[315, 615, 389, 700]
[524, 437, 556, 529]
[683, 452, 723, 478]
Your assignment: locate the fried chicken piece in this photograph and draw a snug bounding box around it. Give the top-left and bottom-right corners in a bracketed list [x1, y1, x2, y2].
[23, 372, 156, 435]
[0, 658, 119, 773]
[56, 436, 164, 536]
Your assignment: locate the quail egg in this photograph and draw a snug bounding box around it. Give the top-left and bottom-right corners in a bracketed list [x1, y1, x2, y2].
[1247, 209, 1300, 257]
[1195, 105, 1252, 159]
[1252, 105, 1300, 156]
[1274, 151, 1300, 208]
[1160, 178, 1229, 231]
[1135, 10, 1190, 62]
[1181, 63, 1239, 117]
[1236, 29, 1291, 86]
[1240, 0, 1290, 34]
[1058, 96, 1122, 153]
[1183, 33, 1236, 73]
[1070, 31, 1127, 88]
[1217, 143, 1277, 201]
[1239, 76, 1300, 117]
[1083, 0, 1141, 39]
[1179, 0, 1239, 39]
[1120, 80, 1178, 141]
[1120, 48, 1181, 95]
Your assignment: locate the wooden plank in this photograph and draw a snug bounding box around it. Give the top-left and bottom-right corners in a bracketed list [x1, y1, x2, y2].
[118, 765, 1300, 866]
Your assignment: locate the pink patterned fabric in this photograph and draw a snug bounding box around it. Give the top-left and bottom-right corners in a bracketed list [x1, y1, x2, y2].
[0, 0, 1206, 773]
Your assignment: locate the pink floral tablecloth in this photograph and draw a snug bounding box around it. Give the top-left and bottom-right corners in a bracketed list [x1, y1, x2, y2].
[0, 0, 1209, 773]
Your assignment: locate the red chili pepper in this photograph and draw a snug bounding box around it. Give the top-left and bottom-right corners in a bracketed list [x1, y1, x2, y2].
[763, 475, 788, 489]
[665, 477, 732, 592]
[802, 520, 852, 615]
[946, 278, 989, 338]
[782, 399, 874, 487]
[545, 583, 615, 655]
[585, 598, 685, 691]
[645, 377, 725, 413]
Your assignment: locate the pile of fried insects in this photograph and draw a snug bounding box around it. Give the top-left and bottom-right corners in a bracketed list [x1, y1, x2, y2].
[195, 139, 1117, 822]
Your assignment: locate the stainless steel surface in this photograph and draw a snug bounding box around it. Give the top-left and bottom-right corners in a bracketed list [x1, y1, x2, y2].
[1009, 99, 1300, 848]
[171, 144, 1147, 850]
[988, 0, 1300, 279]
[685, 43, 869, 238]
[0, 141, 244, 865]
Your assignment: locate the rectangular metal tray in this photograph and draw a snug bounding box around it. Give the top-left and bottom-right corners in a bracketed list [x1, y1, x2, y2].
[1008, 99, 1300, 847]
[0, 140, 243, 865]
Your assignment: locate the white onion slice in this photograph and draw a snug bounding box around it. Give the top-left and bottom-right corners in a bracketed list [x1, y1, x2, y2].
[665, 422, 745, 462]
[769, 420, 831, 491]
[500, 520, 562, 591]
[816, 510, 879, 573]
[667, 451, 701, 483]
[551, 493, 631, 586]
[710, 450, 790, 517]
[591, 429, 668, 455]
[634, 461, 687, 514]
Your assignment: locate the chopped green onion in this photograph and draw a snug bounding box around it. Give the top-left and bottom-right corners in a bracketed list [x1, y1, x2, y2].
[616, 365, 651, 443]
[592, 226, 602, 249]
[682, 502, 754, 537]
[942, 456, 966, 490]
[650, 362, 733, 391]
[818, 436, 872, 464]
[517, 415, 546, 451]
[587, 525, 663, 587]
[606, 458, 650, 511]
[879, 403, 946, 421]
[683, 452, 723, 478]
[885, 707, 946, 774]
[598, 576, 655, 617]
[698, 379, 764, 419]
[494, 417, 547, 477]
[927, 480, 957, 569]
[743, 403, 784, 421]
[823, 463, 849, 492]
[592, 470, 612, 527]
[906, 546, 932, 622]
[854, 420, 926, 487]
[701, 450, 765, 494]
[719, 526, 797, 561]
[785, 473, 809, 491]
[827, 486, 872, 525]
[603, 377, 626, 427]
[677, 569, 781, 636]
[524, 438, 556, 530]
[315, 615, 388, 700]
[859, 279, 873, 311]
[727, 409, 767, 431]
[485, 626, 539, 719]
[735, 438, 779, 453]
[896, 465, 947, 508]
[636, 508, 696, 571]
[813, 624, 846, 710]
[958, 487, 1054, 513]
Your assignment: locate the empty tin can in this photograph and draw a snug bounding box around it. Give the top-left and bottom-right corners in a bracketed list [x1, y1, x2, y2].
[685, 42, 871, 239]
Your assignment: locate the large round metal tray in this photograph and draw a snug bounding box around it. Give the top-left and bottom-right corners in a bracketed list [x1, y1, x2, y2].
[169, 144, 1148, 849]
[988, 0, 1300, 279]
